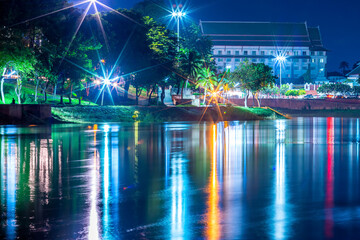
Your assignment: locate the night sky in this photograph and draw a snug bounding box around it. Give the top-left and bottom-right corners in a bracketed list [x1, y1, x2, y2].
[92, 0, 360, 72]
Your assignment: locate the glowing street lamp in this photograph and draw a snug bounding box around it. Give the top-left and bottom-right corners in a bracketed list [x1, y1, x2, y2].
[171, 4, 186, 50]
[275, 55, 287, 87]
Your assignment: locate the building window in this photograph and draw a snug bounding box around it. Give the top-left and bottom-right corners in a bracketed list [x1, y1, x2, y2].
[253, 58, 257, 63]
[227, 50, 231, 55]
[218, 58, 223, 62]
[235, 51, 240, 55]
[226, 58, 232, 62]
[311, 67, 315, 70]
[260, 51, 265, 55]
[244, 51, 248, 55]
[252, 51, 256, 55]
[260, 58, 265, 63]
[311, 59, 315, 63]
[293, 59, 299, 63]
[302, 51, 307, 56]
[270, 51, 274, 55]
[294, 51, 299, 56]
[302, 66, 307, 70]
[235, 58, 240, 62]
[320, 58, 324, 63]
[218, 50, 222, 55]
[311, 51, 315, 55]
[318, 51, 324, 56]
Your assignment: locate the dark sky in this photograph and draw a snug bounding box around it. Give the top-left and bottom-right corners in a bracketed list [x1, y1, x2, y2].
[94, 0, 360, 71]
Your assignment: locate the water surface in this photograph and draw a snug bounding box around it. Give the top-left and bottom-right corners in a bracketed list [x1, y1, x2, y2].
[1, 118, 360, 239]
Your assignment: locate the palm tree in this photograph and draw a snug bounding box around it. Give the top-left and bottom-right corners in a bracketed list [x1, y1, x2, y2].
[339, 61, 349, 75]
[179, 49, 203, 98]
[195, 67, 217, 104]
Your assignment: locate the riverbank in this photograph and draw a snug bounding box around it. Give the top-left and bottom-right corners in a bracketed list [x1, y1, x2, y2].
[278, 109, 360, 118]
[52, 106, 287, 124]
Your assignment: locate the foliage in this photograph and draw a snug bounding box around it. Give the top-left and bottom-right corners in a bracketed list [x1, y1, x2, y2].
[230, 61, 276, 107]
[285, 89, 306, 96]
[317, 83, 352, 95]
[280, 84, 290, 95]
[262, 85, 280, 95]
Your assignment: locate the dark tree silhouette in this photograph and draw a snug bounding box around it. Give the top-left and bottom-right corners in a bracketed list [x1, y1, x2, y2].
[339, 61, 349, 75]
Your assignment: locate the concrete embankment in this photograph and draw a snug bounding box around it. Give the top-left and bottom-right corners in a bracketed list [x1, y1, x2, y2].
[229, 98, 360, 110]
[0, 104, 52, 125]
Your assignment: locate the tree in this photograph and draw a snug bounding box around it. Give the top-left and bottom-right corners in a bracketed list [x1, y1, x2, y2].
[339, 61, 349, 75]
[0, 32, 36, 104]
[195, 67, 217, 104]
[230, 61, 276, 107]
[280, 84, 290, 95]
[261, 85, 280, 96]
[178, 49, 203, 98]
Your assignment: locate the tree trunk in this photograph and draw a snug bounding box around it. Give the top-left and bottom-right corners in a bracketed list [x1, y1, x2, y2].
[44, 91, 47, 103]
[15, 79, 22, 104]
[203, 89, 207, 104]
[35, 80, 39, 102]
[1, 78, 5, 104]
[68, 94, 72, 105]
[180, 81, 185, 99]
[148, 85, 156, 105]
[161, 86, 165, 104]
[60, 76, 65, 105]
[53, 82, 57, 99]
[124, 80, 130, 100]
[255, 92, 260, 107]
[244, 90, 249, 108]
[176, 83, 180, 95]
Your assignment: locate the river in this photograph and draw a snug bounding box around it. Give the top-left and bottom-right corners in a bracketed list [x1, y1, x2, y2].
[0, 118, 360, 239]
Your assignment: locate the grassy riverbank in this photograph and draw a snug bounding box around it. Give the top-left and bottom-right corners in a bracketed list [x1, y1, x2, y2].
[52, 105, 287, 124]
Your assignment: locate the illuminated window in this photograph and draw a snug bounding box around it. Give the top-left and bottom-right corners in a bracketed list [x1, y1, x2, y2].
[320, 59, 324, 63]
[312, 59, 315, 63]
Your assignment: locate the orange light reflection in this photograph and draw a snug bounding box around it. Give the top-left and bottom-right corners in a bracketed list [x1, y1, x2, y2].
[204, 124, 221, 240]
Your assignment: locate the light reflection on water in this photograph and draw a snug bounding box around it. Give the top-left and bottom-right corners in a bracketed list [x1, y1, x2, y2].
[0, 118, 360, 239]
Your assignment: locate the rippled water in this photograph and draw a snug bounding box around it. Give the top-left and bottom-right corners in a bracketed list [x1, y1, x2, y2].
[1, 118, 360, 239]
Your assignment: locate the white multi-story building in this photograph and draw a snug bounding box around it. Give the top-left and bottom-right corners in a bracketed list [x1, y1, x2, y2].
[200, 21, 328, 83]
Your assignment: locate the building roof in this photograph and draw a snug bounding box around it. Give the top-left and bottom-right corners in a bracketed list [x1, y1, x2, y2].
[347, 65, 360, 76]
[200, 21, 327, 50]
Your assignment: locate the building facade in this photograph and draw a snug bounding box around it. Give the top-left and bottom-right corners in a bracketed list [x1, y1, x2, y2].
[200, 21, 328, 83]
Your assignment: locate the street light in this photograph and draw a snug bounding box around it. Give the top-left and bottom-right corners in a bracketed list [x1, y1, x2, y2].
[275, 55, 287, 87]
[171, 4, 186, 50]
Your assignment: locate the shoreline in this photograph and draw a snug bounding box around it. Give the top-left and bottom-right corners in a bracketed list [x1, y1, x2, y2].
[51, 105, 287, 124]
[277, 109, 360, 118]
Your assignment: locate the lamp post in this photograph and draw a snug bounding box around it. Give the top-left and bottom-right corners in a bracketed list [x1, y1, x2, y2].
[172, 5, 186, 51]
[276, 56, 286, 87]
